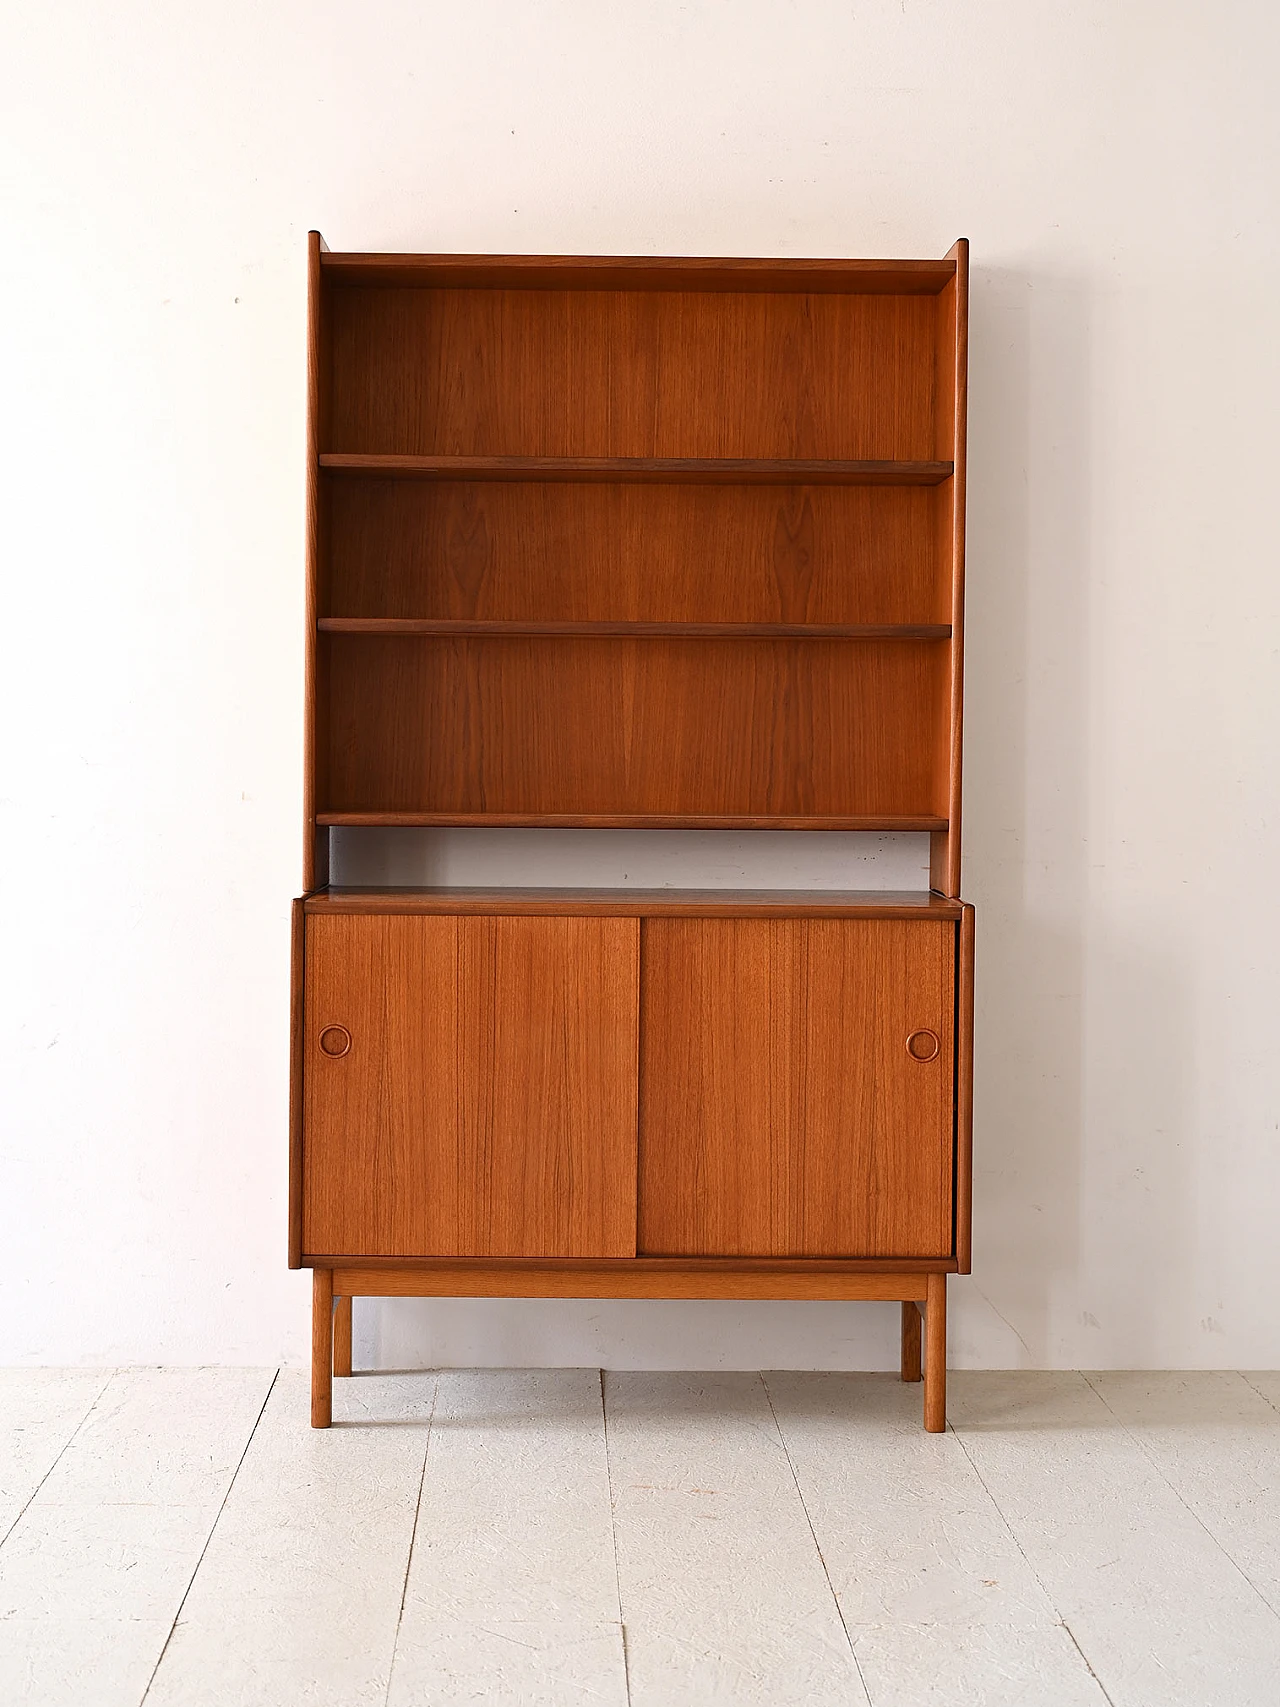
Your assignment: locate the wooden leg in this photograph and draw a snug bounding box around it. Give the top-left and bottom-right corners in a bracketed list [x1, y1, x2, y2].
[312, 1267, 333, 1428]
[333, 1294, 353, 1378]
[900, 1299, 922, 1382]
[924, 1272, 947, 1432]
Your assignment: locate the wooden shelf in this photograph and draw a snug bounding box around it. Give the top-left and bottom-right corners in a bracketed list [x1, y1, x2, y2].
[317, 618, 952, 640]
[304, 887, 964, 918]
[318, 454, 954, 486]
[319, 252, 958, 295]
[317, 812, 948, 830]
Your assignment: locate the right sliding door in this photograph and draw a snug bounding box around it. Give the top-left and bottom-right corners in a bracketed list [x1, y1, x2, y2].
[639, 918, 955, 1258]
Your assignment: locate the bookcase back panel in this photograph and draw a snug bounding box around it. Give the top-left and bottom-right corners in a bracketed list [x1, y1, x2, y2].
[327, 288, 940, 459]
[325, 478, 946, 625]
[321, 635, 947, 820]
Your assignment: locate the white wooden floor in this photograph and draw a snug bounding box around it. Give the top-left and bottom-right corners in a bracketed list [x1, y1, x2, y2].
[2, 1369, 1280, 1705]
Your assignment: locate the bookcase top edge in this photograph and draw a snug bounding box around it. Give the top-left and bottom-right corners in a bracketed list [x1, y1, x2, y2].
[313, 245, 961, 293]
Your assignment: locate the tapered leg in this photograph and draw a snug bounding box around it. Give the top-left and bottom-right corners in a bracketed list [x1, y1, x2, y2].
[312, 1267, 334, 1428]
[333, 1294, 353, 1377]
[923, 1272, 947, 1432]
[900, 1299, 922, 1382]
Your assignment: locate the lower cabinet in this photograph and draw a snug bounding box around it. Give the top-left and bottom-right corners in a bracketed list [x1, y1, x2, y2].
[299, 909, 959, 1265]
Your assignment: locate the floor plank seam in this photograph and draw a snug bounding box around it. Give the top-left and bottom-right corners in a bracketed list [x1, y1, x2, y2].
[0, 1366, 116, 1553]
[598, 1369, 633, 1707]
[1239, 1370, 1280, 1416]
[137, 1367, 280, 1707]
[383, 1369, 439, 1707]
[759, 1373, 873, 1706]
[948, 1394, 1118, 1704]
[1059, 1616, 1119, 1707]
[1081, 1371, 1280, 1626]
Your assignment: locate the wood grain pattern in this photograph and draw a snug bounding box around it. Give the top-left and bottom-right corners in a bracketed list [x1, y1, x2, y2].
[924, 1271, 947, 1430]
[302, 914, 639, 1258]
[294, 242, 972, 1431]
[332, 1293, 352, 1377]
[303, 245, 969, 841]
[304, 914, 456, 1259]
[315, 1253, 955, 1272]
[638, 918, 955, 1258]
[326, 288, 940, 459]
[929, 237, 969, 900]
[302, 888, 964, 919]
[321, 252, 956, 293]
[945, 240, 969, 900]
[324, 477, 945, 625]
[311, 1267, 332, 1428]
[303, 232, 329, 892]
[955, 901, 976, 1273]
[288, 898, 304, 1268]
[328, 1263, 933, 1300]
[901, 1299, 922, 1381]
[322, 634, 949, 820]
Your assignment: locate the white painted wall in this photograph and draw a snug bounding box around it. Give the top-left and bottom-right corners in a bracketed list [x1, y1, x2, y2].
[3, 0, 1277, 1371]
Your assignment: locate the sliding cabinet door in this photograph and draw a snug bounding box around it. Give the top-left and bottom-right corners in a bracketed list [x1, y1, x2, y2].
[304, 914, 639, 1258]
[639, 918, 954, 1258]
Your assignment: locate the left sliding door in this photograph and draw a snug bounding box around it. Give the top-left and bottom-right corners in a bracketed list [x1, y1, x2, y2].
[302, 914, 640, 1258]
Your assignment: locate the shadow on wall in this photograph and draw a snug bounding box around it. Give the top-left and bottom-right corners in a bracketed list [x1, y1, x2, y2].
[959, 265, 1193, 1368]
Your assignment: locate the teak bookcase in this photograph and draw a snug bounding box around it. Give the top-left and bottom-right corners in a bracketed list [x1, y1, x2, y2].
[291, 234, 973, 1431]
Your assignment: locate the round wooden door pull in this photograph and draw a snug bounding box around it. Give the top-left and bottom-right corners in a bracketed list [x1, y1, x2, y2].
[318, 1025, 352, 1058]
[906, 1028, 940, 1062]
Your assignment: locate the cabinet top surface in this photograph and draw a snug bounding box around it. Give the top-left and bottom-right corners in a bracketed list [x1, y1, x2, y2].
[302, 887, 965, 918]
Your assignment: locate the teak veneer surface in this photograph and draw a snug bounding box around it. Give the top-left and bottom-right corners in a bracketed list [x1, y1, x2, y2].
[316, 1254, 957, 1273]
[639, 918, 954, 1258]
[298, 239, 972, 1432]
[332, 1293, 352, 1378]
[321, 634, 948, 820]
[304, 233, 327, 891]
[901, 1298, 923, 1382]
[311, 1268, 332, 1427]
[924, 1272, 948, 1431]
[327, 1263, 937, 1301]
[288, 899, 305, 1267]
[303, 914, 639, 1258]
[929, 238, 967, 898]
[955, 902, 976, 1272]
[323, 478, 946, 624]
[327, 288, 941, 459]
